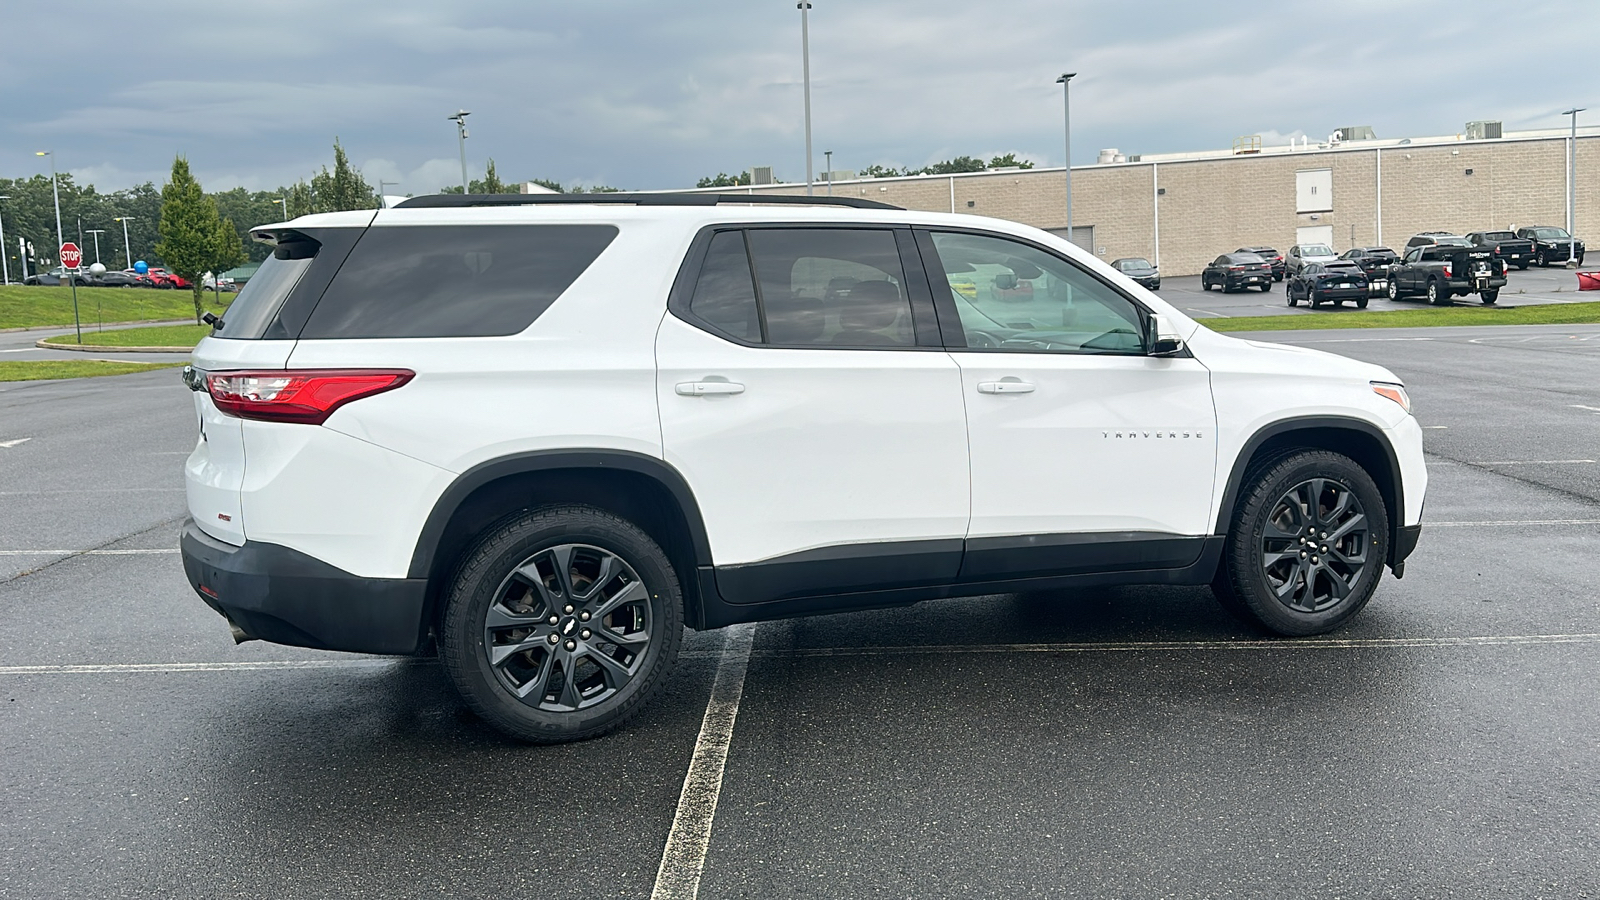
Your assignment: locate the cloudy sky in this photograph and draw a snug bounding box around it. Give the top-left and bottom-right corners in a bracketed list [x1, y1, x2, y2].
[3, 0, 1596, 195]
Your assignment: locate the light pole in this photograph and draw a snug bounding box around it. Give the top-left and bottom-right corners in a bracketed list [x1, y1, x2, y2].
[115, 216, 136, 269]
[1056, 73, 1076, 244]
[36, 151, 64, 265]
[824, 150, 832, 195]
[448, 110, 471, 193]
[1565, 107, 1585, 267]
[272, 197, 289, 222]
[378, 180, 398, 208]
[798, 3, 813, 196]
[0, 196, 10, 286]
[86, 229, 106, 264]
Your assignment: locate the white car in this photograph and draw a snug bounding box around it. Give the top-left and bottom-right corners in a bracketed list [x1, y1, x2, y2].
[180, 194, 1426, 743]
[1286, 242, 1340, 278]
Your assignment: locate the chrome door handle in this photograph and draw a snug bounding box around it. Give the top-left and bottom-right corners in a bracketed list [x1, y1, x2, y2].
[977, 380, 1035, 394]
[675, 381, 746, 396]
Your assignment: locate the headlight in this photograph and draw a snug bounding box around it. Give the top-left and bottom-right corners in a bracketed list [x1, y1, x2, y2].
[1371, 381, 1411, 414]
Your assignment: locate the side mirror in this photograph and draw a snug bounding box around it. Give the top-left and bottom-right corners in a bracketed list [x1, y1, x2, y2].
[1146, 313, 1184, 357]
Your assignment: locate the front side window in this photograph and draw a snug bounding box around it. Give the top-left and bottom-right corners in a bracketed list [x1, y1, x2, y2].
[927, 231, 1144, 355]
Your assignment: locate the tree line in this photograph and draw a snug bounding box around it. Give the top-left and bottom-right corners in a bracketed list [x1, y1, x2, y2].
[694, 153, 1033, 187]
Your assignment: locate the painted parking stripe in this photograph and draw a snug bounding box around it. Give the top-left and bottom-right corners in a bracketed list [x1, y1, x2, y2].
[0, 548, 180, 556]
[1427, 519, 1600, 527]
[651, 623, 756, 900]
[745, 632, 1600, 659]
[0, 659, 420, 676]
[1477, 460, 1595, 465]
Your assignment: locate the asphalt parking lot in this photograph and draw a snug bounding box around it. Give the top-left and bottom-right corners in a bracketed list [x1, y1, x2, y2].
[3, 323, 1599, 899]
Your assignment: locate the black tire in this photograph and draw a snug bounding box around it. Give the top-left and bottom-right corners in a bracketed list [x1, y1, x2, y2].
[1274, 273, 1283, 282]
[1222, 281, 1236, 294]
[1259, 281, 1272, 292]
[1309, 295, 1321, 308]
[440, 504, 683, 743]
[1516, 262, 1529, 270]
[1287, 288, 1298, 307]
[1356, 297, 1369, 309]
[1426, 278, 1445, 305]
[1481, 289, 1499, 305]
[1211, 450, 1389, 636]
[1387, 279, 1400, 301]
[1536, 250, 1548, 268]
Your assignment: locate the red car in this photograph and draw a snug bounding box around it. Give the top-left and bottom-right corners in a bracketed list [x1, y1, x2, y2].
[146, 267, 190, 289]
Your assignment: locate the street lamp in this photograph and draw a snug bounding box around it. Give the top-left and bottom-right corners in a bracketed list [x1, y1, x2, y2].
[798, 3, 813, 196]
[824, 150, 832, 195]
[0, 196, 10, 286]
[378, 179, 398, 208]
[114, 216, 136, 270]
[272, 197, 289, 222]
[447, 110, 471, 193]
[1055, 73, 1076, 244]
[86, 229, 106, 264]
[1565, 107, 1585, 267]
[36, 151, 64, 264]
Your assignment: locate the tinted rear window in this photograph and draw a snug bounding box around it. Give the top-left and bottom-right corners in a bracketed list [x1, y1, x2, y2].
[299, 224, 618, 339]
[211, 243, 317, 340]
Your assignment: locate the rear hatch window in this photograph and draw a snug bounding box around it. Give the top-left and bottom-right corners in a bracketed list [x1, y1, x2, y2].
[298, 224, 619, 339]
[211, 227, 366, 340]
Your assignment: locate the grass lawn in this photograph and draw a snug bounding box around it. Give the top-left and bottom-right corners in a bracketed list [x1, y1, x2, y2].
[0, 360, 185, 382]
[0, 284, 229, 330]
[42, 323, 211, 348]
[1205, 300, 1600, 332]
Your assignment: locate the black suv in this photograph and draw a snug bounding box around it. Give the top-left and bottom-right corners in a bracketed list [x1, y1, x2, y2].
[1236, 247, 1285, 281]
[1202, 253, 1273, 292]
[1515, 226, 1585, 267]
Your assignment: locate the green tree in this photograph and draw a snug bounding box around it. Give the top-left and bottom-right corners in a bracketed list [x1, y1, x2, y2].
[696, 171, 752, 188]
[987, 153, 1034, 170]
[309, 139, 375, 212]
[861, 164, 910, 179]
[154, 156, 239, 323]
[918, 156, 988, 175]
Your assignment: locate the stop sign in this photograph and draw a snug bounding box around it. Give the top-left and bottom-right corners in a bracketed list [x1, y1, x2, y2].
[60, 242, 82, 270]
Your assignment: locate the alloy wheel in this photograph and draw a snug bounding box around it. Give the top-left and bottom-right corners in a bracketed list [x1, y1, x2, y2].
[482, 543, 654, 711]
[1258, 478, 1370, 614]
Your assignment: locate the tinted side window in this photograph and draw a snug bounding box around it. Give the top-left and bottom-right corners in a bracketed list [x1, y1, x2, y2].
[745, 229, 912, 347]
[300, 225, 618, 339]
[689, 231, 762, 342]
[927, 231, 1145, 355]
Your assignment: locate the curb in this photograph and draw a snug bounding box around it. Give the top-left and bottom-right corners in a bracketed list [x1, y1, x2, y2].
[1, 319, 192, 335]
[35, 339, 193, 354]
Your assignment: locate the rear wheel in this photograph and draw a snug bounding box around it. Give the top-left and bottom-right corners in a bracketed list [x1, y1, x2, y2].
[1356, 297, 1369, 309]
[1426, 278, 1445, 305]
[1211, 450, 1388, 636]
[1259, 281, 1272, 292]
[1481, 289, 1499, 304]
[440, 505, 683, 743]
[1516, 262, 1529, 270]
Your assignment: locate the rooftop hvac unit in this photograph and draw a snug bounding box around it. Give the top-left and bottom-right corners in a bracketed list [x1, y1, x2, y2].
[1335, 125, 1376, 141]
[1097, 148, 1120, 164]
[751, 166, 774, 185]
[1466, 121, 1503, 140]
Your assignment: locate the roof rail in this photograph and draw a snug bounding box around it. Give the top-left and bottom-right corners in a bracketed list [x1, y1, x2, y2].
[392, 192, 902, 211]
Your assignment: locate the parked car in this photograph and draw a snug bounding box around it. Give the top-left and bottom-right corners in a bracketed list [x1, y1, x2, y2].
[1514, 226, 1585, 267]
[1201, 252, 1273, 292]
[120, 268, 160, 287]
[23, 266, 88, 286]
[83, 270, 149, 288]
[148, 267, 191, 289]
[1285, 243, 1338, 278]
[1236, 246, 1285, 281]
[1110, 257, 1160, 290]
[180, 193, 1425, 744]
[1466, 231, 1535, 270]
[1338, 247, 1399, 296]
[1387, 243, 1505, 304]
[1287, 260, 1369, 308]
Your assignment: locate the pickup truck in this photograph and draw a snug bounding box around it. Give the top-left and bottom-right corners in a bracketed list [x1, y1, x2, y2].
[1466, 231, 1535, 270]
[1338, 247, 1399, 296]
[1387, 244, 1505, 305]
[1515, 226, 1586, 267]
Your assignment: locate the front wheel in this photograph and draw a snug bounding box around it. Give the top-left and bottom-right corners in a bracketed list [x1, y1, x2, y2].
[1212, 450, 1389, 635]
[1481, 289, 1499, 304]
[1387, 279, 1400, 301]
[1536, 250, 1548, 267]
[440, 505, 683, 743]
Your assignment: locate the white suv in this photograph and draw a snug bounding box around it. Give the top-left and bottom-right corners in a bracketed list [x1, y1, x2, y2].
[181, 194, 1426, 743]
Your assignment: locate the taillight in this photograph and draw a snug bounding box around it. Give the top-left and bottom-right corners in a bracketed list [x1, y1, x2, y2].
[1443, 263, 1452, 278]
[1229, 266, 1244, 272]
[206, 369, 414, 425]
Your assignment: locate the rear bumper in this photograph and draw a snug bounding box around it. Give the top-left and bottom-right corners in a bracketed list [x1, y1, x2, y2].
[1447, 276, 1507, 292]
[180, 517, 428, 655]
[1312, 286, 1369, 301]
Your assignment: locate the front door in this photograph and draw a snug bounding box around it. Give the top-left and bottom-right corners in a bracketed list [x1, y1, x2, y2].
[917, 229, 1218, 582]
[656, 226, 970, 604]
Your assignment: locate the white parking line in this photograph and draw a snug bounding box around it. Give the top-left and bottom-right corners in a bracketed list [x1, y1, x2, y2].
[0, 659, 418, 676]
[747, 632, 1600, 658]
[1572, 405, 1600, 413]
[0, 548, 180, 556]
[652, 623, 756, 900]
[1477, 460, 1595, 465]
[1428, 519, 1600, 527]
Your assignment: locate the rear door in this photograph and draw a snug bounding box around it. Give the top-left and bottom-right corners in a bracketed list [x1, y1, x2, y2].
[655, 226, 970, 605]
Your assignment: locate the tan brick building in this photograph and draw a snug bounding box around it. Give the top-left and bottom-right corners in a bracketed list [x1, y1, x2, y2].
[690, 128, 1600, 276]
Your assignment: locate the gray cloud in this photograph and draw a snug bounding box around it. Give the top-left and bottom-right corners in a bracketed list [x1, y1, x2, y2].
[1, 0, 1594, 194]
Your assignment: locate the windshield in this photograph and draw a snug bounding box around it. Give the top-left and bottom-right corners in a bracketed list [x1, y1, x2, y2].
[1531, 227, 1571, 240]
[1484, 232, 1515, 240]
[1301, 244, 1334, 257]
[1116, 258, 1152, 270]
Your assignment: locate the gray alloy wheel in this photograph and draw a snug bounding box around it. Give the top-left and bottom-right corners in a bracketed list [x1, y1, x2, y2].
[1387, 279, 1399, 301]
[1536, 250, 1548, 267]
[1426, 279, 1444, 305]
[441, 505, 682, 743]
[1287, 286, 1298, 307]
[1212, 450, 1388, 636]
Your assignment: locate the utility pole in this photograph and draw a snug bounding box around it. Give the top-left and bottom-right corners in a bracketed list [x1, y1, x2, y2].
[378, 180, 398, 208]
[1565, 107, 1585, 267]
[1056, 74, 1076, 244]
[115, 216, 136, 270]
[448, 110, 472, 193]
[798, 3, 813, 196]
[825, 150, 832, 195]
[0, 196, 10, 286]
[36, 151, 64, 265]
[86, 229, 106, 264]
